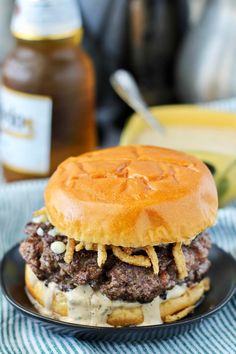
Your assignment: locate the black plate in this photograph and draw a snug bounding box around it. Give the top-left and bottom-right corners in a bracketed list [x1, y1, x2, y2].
[1, 244, 236, 341]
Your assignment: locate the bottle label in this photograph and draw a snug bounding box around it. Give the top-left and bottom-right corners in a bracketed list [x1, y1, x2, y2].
[11, 0, 82, 40]
[0, 86, 52, 175]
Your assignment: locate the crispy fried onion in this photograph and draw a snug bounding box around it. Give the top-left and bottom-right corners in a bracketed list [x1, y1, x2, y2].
[33, 207, 47, 217]
[75, 242, 84, 252]
[111, 246, 151, 268]
[160, 277, 210, 323]
[123, 247, 133, 255]
[97, 244, 107, 267]
[112, 246, 159, 274]
[75, 242, 97, 252]
[84, 243, 97, 251]
[172, 242, 188, 279]
[32, 207, 48, 223]
[145, 246, 159, 274]
[163, 305, 194, 323]
[64, 239, 76, 264]
[70, 241, 159, 273]
[74, 242, 106, 267]
[33, 207, 190, 277]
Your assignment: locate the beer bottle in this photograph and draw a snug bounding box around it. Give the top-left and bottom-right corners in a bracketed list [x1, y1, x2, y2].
[1, 0, 96, 181]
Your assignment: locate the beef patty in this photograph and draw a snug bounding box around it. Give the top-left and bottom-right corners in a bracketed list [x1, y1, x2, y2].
[20, 222, 211, 303]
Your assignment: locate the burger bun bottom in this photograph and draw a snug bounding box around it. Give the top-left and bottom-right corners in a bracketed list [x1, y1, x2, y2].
[25, 265, 209, 327]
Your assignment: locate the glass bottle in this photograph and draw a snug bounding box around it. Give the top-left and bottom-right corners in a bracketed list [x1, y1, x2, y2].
[0, 0, 96, 181]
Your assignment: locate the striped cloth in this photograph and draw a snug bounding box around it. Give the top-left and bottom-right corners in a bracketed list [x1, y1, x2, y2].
[0, 180, 236, 354]
[1, 97, 236, 353]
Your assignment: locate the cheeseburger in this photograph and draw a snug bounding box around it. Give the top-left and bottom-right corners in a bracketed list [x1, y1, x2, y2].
[20, 145, 218, 327]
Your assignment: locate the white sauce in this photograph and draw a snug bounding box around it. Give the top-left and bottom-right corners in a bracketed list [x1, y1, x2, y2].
[36, 227, 44, 237]
[50, 241, 66, 254]
[32, 214, 48, 224]
[48, 228, 59, 237]
[166, 284, 186, 300]
[26, 268, 186, 326]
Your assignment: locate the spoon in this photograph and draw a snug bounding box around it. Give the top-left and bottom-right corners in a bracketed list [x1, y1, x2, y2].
[110, 69, 165, 134]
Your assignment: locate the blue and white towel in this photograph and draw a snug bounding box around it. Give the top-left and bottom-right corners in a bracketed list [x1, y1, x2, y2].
[0, 180, 235, 354]
[1, 97, 236, 353]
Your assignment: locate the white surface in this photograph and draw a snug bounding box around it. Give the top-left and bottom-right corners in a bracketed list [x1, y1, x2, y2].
[1, 86, 52, 174]
[12, 0, 81, 37]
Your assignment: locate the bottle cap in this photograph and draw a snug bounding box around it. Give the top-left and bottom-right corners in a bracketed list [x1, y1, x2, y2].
[11, 0, 82, 41]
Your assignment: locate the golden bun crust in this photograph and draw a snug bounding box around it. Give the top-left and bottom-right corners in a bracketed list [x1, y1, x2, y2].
[45, 145, 218, 247]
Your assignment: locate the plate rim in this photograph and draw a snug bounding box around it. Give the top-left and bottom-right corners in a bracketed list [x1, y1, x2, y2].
[1, 243, 236, 332]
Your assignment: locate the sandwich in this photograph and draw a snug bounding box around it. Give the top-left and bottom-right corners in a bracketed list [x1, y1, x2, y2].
[19, 145, 218, 326]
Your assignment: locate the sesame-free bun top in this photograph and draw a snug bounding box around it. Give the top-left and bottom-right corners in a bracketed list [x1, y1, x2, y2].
[45, 145, 218, 247]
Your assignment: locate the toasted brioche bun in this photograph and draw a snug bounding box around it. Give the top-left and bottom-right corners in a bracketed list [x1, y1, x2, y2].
[45, 145, 218, 247]
[25, 265, 68, 316]
[25, 265, 209, 326]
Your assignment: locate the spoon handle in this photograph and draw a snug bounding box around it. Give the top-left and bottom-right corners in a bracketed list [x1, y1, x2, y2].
[110, 69, 165, 134]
